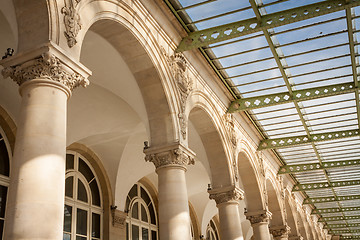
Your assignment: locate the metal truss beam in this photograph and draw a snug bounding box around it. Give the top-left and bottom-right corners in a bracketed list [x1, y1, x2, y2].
[331, 229, 360, 234]
[303, 195, 360, 204]
[259, 129, 360, 150]
[312, 206, 360, 214]
[279, 160, 360, 174]
[292, 180, 360, 192]
[176, 0, 360, 52]
[341, 237, 360, 240]
[325, 223, 360, 229]
[319, 215, 360, 222]
[228, 82, 356, 113]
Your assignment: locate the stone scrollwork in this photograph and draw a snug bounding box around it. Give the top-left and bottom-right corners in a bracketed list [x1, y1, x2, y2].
[245, 210, 272, 224]
[62, 0, 82, 48]
[163, 49, 193, 140]
[111, 209, 127, 229]
[1, 53, 89, 91]
[144, 144, 195, 170]
[269, 225, 291, 239]
[208, 186, 244, 205]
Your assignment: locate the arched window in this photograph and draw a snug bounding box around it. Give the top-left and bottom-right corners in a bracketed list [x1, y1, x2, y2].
[0, 132, 10, 240]
[63, 152, 102, 240]
[125, 183, 158, 240]
[206, 219, 219, 240]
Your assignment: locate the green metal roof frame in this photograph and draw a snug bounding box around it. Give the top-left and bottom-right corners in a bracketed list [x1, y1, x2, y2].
[166, 0, 360, 237]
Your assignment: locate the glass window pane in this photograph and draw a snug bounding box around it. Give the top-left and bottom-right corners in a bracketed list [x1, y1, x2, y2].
[76, 236, 86, 240]
[0, 220, 4, 240]
[0, 186, 7, 218]
[132, 225, 139, 240]
[151, 230, 157, 240]
[141, 204, 148, 222]
[0, 140, 9, 177]
[63, 233, 71, 240]
[66, 154, 74, 170]
[148, 203, 156, 224]
[141, 187, 151, 205]
[76, 208, 87, 236]
[77, 179, 88, 202]
[128, 184, 137, 200]
[65, 177, 73, 198]
[126, 222, 129, 240]
[91, 213, 100, 238]
[132, 202, 138, 219]
[142, 228, 149, 240]
[78, 158, 94, 182]
[89, 181, 100, 206]
[63, 205, 72, 233]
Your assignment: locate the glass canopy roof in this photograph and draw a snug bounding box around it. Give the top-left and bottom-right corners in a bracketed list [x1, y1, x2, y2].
[165, 0, 360, 238]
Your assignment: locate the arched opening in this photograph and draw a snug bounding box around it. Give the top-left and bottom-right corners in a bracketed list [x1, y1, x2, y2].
[285, 196, 299, 237]
[0, 127, 10, 240]
[266, 178, 284, 227]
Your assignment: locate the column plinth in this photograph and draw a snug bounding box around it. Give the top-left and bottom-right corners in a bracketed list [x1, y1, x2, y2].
[208, 186, 245, 240]
[145, 143, 195, 240]
[270, 225, 291, 240]
[246, 210, 273, 240]
[1, 50, 90, 240]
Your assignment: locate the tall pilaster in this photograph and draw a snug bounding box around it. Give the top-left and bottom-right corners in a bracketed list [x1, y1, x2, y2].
[270, 225, 291, 240]
[1, 49, 90, 240]
[246, 210, 273, 240]
[209, 186, 245, 240]
[144, 143, 195, 240]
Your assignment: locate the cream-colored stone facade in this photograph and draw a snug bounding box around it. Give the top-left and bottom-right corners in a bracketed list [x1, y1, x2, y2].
[0, 0, 329, 239]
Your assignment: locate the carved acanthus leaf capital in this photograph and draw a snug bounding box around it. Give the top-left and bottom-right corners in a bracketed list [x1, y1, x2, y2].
[1, 53, 89, 91]
[208, 186, 244, 205]
[270, 225, 291, 239]
[111, 209, 127, 229]
[245, 210, 272, 224]
[144, 144, 195, 170]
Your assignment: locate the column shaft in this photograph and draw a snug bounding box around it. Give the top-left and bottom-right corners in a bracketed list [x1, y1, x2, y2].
[218, 202, 244, 240]
[252, 222, 272, 240]
[4, 80, 68, 240]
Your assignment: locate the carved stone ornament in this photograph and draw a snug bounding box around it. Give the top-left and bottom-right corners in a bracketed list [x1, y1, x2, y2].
[163, 49, 193, 140]
[223, 113, 237, 147]
[289, 235, 303, 240]
[245, 210, 272, 224]
[208, 186, 244, 205]
[111, 209, 127, 229]
[145, 146, 195, 170]
[62, 0, 82, 47]
[269, 225, 291, 239]
[1, 53, 89, 91]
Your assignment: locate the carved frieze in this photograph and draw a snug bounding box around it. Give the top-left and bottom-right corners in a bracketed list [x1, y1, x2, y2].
[269, 225, 291, 239]
[1, 53, 89, 91]
[245, 210, 272, 224]
[144, 145, 195, 170]
[208, 186, 244, 205]
[111, 209, 127, 229]
[62, 0, 82, 47]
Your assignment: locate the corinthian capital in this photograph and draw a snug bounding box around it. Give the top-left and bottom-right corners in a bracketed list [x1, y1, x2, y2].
[144, 143, 195, 170]
[270, 225, 291, 239]
[208, 185, 244, 205]
[245, 210, 272, 224]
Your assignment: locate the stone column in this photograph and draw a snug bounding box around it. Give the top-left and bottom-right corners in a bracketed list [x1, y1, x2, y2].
[208, 186, 245, 240]
[1, 51, 90, 240]
[144, 143, 195, 240]
[289, 235, 303, 240]
[246, 210, 272, 240]
[270, 225, 291, 240]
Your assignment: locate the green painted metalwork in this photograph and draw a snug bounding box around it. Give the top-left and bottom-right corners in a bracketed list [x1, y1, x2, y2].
[259, 129, 360, 150]
[279, 160, 360, 174]
[292, 180, 360, 192]
[176, 0, 360, 52]
[319, 215, 360, 222]
[325, 223, 360, 229]
[228, 82, 356, 113]
[331, 229, 360, 234]
[341, 237, 360, 239]
[312, 206, 360, 214]
[303, 195, 360, 204]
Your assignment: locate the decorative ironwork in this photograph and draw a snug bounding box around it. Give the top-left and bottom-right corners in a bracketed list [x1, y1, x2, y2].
[176, 0, 360, 52]
[279, 160, 360, 174]
[318, 215, 360, 222]
[293, 180, 360, 191]
[325, 223, 360, 229]
[312, 206, 360, 214]
[303, 195, 360, 204]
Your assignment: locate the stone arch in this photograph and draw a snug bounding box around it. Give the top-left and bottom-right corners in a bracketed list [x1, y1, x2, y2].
[67, 142, 113, 240]
[297, 210, 309, 240]
[265, 174, 285, 227]
[285, 193, 299, 237]
[76, 5, 179, 146]
[186, 90, 233, 189]
[0, 105, 16, 153]
[237, 142, 265, 212]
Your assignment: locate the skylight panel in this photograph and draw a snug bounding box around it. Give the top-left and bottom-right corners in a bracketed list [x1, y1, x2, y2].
[260, 0, 327, 15]
[306, 188, 334, 198]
